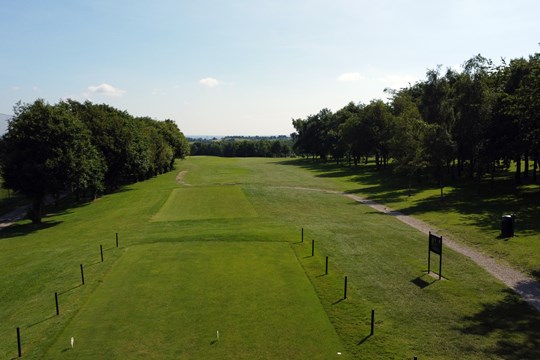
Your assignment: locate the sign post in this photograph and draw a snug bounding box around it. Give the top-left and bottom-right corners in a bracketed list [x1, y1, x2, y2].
[428, 232, 443, 280]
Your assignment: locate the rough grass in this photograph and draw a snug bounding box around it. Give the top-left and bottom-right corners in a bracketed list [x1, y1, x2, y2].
[0, 156, 539, 359]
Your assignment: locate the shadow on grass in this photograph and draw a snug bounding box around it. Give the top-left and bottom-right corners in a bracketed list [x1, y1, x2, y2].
[411, 276, 435, 289]
[332, 298, 345, 305]
[460, 289, 540, 359]
[0, 220, 63, 239]
[357, 334, 372, 345]
[58, 283, 82, 296]
[277, 158, 540, 238]
[85, 260, 104, 268]
[27, 314, 56, 328]
[0, 185, 134, 238]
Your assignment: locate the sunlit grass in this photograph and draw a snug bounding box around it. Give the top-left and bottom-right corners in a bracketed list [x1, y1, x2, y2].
[0, 156, 538, 359]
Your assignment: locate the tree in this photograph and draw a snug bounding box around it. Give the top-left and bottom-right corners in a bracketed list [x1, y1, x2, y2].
[0, 100, 104, 223]
[388, 91, 429, 194]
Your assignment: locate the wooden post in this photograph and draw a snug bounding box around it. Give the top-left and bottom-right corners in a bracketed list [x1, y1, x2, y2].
[116, 232, 119, 247]
[301, 228, 304, 242]
[427, 232, 431, 274]
[439, 237, 443, 280]
[17, 327, 21, 357]
[344, 276, 348, 299]
[80, 264, 85, 285]
[55, 292, 59, 315]
[311, 240, 314, 257]
[370, 309, 375, 336]
[325, 256, 328, 275]
[100, 245, 104, 262]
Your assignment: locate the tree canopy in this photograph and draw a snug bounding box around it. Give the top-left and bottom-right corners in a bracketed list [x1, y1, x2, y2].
[291, 51, 540, 188]
[0, 99, 189, 223]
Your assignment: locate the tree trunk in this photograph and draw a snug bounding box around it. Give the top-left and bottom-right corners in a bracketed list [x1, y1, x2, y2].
[490, 161, 495, 190]
[533, 158, 538, 183]
[469, 157, 476, 179]
[515, 156, 522, 185]
[31, 196, 43, 224]
[524, 151, 529, 178]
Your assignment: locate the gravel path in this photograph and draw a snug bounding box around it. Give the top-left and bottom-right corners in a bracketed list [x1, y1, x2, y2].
[282, 186, 540, 312]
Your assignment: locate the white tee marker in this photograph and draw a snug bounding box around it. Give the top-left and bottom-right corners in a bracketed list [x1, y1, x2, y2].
[70, 337, 74, 349]
[217, 330, 220, 343]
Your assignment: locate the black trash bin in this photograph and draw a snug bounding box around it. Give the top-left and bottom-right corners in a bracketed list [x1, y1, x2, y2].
[501, 214, 514, 237]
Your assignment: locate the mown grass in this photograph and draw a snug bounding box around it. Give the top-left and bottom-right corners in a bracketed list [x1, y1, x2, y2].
[43, 242, 343, 359]
[0, 156, 539, 359]
[282, 159, 540, 280]
[152, 186, 257, 222]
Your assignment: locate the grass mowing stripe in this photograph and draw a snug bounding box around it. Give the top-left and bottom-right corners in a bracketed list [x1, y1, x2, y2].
[152, 186, 257, 222]
[43, 242, 345, 359]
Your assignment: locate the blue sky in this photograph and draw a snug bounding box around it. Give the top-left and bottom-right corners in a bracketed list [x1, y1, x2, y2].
[1, 0, 539, 135]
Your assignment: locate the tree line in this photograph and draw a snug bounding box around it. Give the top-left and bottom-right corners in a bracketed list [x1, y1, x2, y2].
[0, 99, 190, 223]
[190, 139, 292, 158]
[292, 52, 540, 191]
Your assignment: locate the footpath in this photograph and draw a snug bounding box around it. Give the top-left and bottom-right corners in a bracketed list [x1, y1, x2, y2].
[0, 204, 30, 229]
[286, 186, 540, 312]
[344, 193, 540, 312]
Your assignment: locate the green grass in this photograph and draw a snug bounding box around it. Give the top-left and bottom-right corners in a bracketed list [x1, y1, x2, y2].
[152, 186, 257, 222]
[43, 242, 343, 359]
[283, 159, 540, 280]
[1, 156, 539, 359]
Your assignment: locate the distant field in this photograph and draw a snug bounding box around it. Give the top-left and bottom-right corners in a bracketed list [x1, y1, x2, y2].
[1, 156, 538, 359]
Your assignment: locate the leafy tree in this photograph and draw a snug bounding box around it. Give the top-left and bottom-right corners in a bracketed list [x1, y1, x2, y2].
[388, 91, 429, 194]
[0, 100, 104, 223]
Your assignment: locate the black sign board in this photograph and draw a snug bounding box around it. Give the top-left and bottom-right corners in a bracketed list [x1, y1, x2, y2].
[428, 232, 443, 280]
[429, 233, 442, 255]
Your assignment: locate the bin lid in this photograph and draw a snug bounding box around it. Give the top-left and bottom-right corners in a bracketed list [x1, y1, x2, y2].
[502, 214, 513, 218]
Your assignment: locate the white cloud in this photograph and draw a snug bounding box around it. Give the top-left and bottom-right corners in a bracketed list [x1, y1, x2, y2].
[199, 77, 220, 88]
[86, 83, 125, 97]
[378, 75, 417, 89]
[337, 72, 364, 82]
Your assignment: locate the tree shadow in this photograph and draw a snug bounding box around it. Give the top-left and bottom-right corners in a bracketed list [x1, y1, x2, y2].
[460, 289, 540, 359]
[276, 158, 540, 233]
[0, 220, 63, 239]
[277, 159, 540, 281]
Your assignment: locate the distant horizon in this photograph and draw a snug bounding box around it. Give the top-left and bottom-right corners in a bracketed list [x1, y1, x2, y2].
[0, 114, 292, 138]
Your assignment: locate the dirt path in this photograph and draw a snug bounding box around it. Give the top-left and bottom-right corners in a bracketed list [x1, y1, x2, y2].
[282, 186, 540, 311]
[0, 193, 68, 229]
[0, 204, 30, 228]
